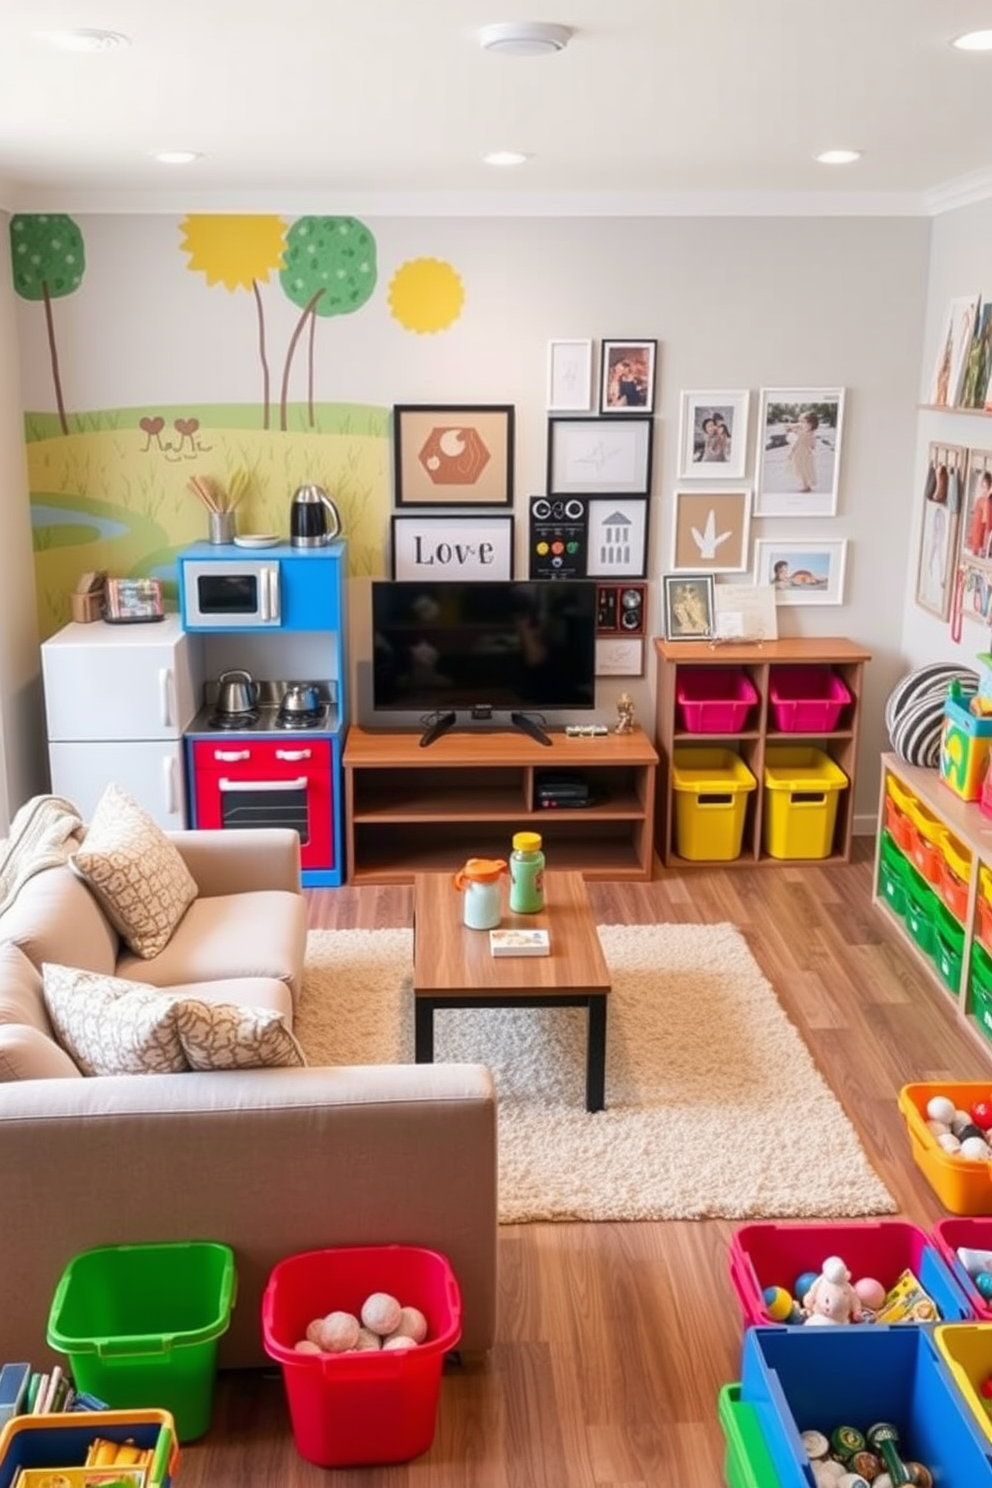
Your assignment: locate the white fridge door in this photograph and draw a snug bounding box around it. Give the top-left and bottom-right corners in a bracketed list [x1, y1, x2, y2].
[41, 616, 199, 742]
[48, 741, 187, 829]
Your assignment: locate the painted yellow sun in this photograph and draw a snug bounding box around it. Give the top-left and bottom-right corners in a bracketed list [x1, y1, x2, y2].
[388, 257, 464, 333]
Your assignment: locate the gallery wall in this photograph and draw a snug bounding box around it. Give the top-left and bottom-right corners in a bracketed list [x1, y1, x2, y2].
[6, 209, 932, 824]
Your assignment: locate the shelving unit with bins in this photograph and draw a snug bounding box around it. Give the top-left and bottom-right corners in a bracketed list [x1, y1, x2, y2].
[342, 724, 659, 884]
[653, 636, 871, 868]
[874, 751, 992, 1060]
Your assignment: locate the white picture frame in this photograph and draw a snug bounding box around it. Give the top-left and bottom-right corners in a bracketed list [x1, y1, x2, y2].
[929, 294, 982, 408]
[547, 416, 654, 496]
[677, 389, 750, 480]
[547, 339, 594, 412]
[389, 514, 514, 581]
[754, 387, 846, 518]
[585, 496, 649, 577]
[753, 538, 848, 606]
[670, 488, 751, 575]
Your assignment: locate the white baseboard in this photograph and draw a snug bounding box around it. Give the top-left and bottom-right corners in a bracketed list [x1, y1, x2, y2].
[853, 813, 877, 837]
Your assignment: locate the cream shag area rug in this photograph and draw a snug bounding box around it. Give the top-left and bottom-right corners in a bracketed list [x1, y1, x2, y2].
[295, 923, 896, 1224]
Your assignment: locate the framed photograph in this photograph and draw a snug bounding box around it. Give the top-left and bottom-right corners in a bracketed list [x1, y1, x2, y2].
[677, 389, 750, 480]
[392, 404, 514, 507]
[662, 573, 716, 640]
[929, 294, 981, 407]
[547, 340, 594, 412]
[595, 636, 645, 678]
[754, 388, 845, 518]
[959, 447, 992, 564]
[753, 539, 848, 606]
[547, 415, 653, 496]
[585, 496, 649, 577]
[915, 441, 966, 619]
[599, 339, 658, 414]
[390, 514, 514, 581]
[103, 577, 164, 623]
[670, 488, 751, 575]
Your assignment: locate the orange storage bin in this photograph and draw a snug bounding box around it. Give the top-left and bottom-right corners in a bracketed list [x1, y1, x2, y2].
[884, 795, 915, 853]
[937, 852, 971, 923]
[899, 1082, 992, 1215]
[978, 894, 992, 956]
[904, 800, 945, 884]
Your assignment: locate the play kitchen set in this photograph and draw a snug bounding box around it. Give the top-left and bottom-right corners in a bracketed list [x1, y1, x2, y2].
[41, 525, 348, 884]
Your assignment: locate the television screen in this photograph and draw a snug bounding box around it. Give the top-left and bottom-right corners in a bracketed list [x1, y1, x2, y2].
[371, 580, 597, 714]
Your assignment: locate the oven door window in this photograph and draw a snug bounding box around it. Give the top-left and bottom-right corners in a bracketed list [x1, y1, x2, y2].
[195, 572, 260, 616]
[218, 777, 309, 839]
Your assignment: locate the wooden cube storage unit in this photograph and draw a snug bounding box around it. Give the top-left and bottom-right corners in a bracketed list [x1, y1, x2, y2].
[342, 725, 659, 883]
[653, 636, 871, 868]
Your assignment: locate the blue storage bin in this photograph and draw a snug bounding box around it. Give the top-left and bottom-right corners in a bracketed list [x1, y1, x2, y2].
[739, 1325, 992, 1488]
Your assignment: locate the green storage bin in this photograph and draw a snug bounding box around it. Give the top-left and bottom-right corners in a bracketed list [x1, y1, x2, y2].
[717, 1383, 781, 1488]
[933, 899, 966, 995]
[46, 1241, 236, 1442]
[970, 941, 992, 1045]
[878, 829, 910, 917]
[904, 869, 940, 956]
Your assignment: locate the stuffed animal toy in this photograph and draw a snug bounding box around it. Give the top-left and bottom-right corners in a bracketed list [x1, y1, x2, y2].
[802, 1255, 862, 1326]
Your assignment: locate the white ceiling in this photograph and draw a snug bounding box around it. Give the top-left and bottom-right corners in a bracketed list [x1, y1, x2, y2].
[4, 0, 992, 215]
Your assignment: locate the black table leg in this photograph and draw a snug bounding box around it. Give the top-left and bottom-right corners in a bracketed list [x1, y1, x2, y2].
[415, 999, 435, 1063]
[586, 994, 607, 1112]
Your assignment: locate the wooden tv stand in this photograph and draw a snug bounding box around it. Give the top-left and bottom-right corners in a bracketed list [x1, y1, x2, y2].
[342, 724, 659, 884]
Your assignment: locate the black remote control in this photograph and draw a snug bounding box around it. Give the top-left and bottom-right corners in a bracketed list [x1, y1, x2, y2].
[419, 711, 457, 748]
[510, 711, 553, 746]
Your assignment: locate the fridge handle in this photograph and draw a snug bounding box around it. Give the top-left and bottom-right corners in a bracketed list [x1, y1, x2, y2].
[163, 755, 178, 817]
[159, 668, 175, 729]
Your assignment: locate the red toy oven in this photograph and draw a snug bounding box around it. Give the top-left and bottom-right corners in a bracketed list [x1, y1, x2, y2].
[191, 736, 334, 873]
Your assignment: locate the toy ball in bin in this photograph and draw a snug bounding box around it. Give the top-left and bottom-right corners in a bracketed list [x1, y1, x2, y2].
[262, 1244, 462, 1469]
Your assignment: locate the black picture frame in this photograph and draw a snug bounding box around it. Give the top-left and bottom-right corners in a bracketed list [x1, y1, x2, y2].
[392, 404, 515, 507]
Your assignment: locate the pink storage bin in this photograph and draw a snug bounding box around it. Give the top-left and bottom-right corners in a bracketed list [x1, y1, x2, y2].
[675, 667, 758, 733]
[768, 665, 851, 732]
[728, 1219, 973, 1328]
[932, 1218, 992, 1322]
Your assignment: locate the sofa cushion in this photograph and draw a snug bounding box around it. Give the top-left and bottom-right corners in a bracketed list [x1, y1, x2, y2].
[0, 863, 118, 977]
[71, 784, 198, 959]
[42, 963, 187, 1076]
[0, 1024, 83, 1081]
[0, 941, 55, 1036]
[174, 1000, 305, 1070]
[116, 891, 308, 1004]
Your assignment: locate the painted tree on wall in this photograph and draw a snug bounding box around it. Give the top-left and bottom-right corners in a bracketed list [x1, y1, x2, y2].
[178, 214, 288, 430]
[278, 217, 377, 431]
[9, 213, 86, 435]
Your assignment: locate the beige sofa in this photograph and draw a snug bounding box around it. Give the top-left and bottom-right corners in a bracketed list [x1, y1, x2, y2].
[0, 827, 497, 1366]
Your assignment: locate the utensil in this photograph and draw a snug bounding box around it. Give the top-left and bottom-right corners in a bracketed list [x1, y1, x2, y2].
[290, 485, 341, 547]
[280, 683, 322, 714]
[215, 669, 258, 715]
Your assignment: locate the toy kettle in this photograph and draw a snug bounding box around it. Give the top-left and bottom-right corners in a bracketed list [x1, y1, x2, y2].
[452, 858, 507, 930]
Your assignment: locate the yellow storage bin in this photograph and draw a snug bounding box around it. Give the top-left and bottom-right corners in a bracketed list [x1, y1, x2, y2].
[886, 772, 920, 819]
[762, 745, 848, 860]
[671, 746, 756, 861]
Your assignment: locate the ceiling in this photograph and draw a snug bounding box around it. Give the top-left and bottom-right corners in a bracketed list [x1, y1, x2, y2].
[4, 1, 992, 215]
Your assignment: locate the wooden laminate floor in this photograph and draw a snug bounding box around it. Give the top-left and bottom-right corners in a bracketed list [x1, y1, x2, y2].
[177, 841, 992, 1488]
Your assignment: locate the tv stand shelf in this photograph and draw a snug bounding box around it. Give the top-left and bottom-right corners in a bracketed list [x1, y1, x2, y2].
[342, 724, 659, 883]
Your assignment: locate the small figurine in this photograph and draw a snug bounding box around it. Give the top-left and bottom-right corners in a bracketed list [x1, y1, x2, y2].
[802, 1255, 862, 1326]
[615, 691, 635, 735]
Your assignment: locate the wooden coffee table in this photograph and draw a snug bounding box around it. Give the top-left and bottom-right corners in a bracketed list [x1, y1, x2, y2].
[412, 870, 611, 1112]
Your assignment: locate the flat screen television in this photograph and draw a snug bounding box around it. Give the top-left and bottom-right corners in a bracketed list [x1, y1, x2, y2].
[371, 580, 597, 742]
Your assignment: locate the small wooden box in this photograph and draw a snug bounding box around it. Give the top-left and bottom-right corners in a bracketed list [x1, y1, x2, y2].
[69, 571, 107, 624]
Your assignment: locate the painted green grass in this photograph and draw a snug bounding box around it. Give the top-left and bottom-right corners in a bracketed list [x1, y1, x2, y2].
[24, 403, 392, 443]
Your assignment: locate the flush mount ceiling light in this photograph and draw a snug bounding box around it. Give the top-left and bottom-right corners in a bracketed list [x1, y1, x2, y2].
[483, 150, 530, 166]
[154, 151, 203, 165]
[815, 149, 862, 165]
[952, 30, 992, 51]
[478, 21, 572, 56]
[37, 27, 131, 52]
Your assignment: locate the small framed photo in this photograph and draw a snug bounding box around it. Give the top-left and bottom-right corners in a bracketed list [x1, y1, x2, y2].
[390, 514, 514, 581]
[662, 573, 716, 640]
[103, 577, 164, 623]
[753, 538, 848, 606]
[392, 404, 514, 507]
[754, 388, 845, 518]
[585, 496, 649, 577]
[599, 339, 658, 414]
[959, 447, 992, 563]
[915, 441, 966, 619]
[677, 390, 750, 480]
[930, 294, 981, 407]
[547, 415, 653, 495]
[670, 488, 751, 575]
[547, 339, 594, 411]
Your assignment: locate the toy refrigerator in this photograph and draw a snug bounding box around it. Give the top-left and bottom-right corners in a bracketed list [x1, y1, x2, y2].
[41, 615, 202, 828]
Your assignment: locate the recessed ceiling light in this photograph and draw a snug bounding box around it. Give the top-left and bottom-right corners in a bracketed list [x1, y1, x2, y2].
[483, 150, 530, 167]
[815, 149, 862, 165]
[478, 22, 572, 56]
[154, 151, 203, 166]
[952, 30, 992, 51]
[37, 28, 131, 53]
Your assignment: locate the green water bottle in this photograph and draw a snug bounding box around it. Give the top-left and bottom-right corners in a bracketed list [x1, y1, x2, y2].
[509, 831, 545, 913]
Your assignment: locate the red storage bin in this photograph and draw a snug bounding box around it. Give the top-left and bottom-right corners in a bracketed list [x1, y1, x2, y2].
[675, 668, 758, 733]
[727, 1219, 973, 1328]
[262, 1245, 462, 1469]
[768, 665, 851, 732]
[884, 794, 915, 853]
[932, 1218, 992, 1322]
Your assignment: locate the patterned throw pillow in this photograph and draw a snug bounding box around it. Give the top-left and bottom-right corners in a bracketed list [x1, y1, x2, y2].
[174, 1000, 306, 1070]
[71, 783, 198, 959]
[41, 963, 187, 1076]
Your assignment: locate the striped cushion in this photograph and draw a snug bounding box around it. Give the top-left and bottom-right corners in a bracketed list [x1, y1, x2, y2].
[885, 663, 978, 767]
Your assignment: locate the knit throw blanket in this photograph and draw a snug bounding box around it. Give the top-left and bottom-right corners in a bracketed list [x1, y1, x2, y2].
[0, 794, 85, 916]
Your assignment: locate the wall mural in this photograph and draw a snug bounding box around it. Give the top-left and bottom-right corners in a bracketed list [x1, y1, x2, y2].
[10, 213, 467, 638]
